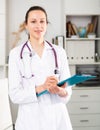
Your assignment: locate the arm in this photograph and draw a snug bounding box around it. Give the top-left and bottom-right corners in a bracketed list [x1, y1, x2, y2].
[35, 76, 59, 95]
[8, 49, 38, 104]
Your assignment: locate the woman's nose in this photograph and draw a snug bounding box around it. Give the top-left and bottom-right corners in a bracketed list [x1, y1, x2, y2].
[36, 22, 41, 27]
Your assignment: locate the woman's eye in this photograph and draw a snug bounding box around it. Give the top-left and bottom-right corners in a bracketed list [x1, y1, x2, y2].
[40, 21, 45, 23]
[31, 21, 36, 23]
[30, 20, 46, 24]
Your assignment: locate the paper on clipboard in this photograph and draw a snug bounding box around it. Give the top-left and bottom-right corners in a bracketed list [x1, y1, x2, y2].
[37, 74, 96, 97]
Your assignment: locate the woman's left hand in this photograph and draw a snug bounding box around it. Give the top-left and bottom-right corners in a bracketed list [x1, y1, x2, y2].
[57, 83, 68, 97]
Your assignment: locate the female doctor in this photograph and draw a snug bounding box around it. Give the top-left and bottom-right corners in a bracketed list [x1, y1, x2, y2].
[9, 6, 72, 130]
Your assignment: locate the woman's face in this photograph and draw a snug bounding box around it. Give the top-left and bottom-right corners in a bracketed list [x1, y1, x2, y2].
[25, 10, 47, 40]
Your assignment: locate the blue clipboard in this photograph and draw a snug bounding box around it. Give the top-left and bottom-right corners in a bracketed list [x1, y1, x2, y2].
[37, 74, 96, 97]
[57, 74, 96, 87]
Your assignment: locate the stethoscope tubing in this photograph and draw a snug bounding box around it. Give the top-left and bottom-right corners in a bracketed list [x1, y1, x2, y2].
[20, 40, 60, 96]
[46, 41, 58, 68]
[20, 42, 32, 59]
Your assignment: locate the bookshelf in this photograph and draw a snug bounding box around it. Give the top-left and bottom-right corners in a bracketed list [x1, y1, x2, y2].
[62, 1, 100, 129]
[64, 14, 100, 130]
[64, 15, 100, 65]
[65, 15, 99, 38]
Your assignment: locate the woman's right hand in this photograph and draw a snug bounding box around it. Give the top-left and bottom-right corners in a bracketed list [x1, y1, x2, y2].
[42, 76, 59, 94]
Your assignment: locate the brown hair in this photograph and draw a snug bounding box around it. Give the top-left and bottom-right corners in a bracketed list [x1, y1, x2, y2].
[25, 6, 48, 24]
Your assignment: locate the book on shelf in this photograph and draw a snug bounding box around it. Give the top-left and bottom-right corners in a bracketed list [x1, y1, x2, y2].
[87, 23, 94, 33]
[66, 21, 76, 37]
[91, 16, 98, 33]
[72, 24, 78, 35]
[87, 16, 98, 35]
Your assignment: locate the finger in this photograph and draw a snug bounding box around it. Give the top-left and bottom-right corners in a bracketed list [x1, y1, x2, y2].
[61, 83, 67, 88]
[49, 86, 59, 94]
[48, 76, 58, 81]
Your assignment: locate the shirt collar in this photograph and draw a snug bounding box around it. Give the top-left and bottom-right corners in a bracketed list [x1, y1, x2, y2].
[22, 40, 52, 53]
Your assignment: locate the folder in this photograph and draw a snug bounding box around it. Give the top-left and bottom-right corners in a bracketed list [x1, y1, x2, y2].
[37, 74, 96, 97]
[57, 74, 96, 87]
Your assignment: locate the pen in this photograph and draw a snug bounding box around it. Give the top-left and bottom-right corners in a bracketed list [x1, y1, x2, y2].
[37, 69, 60, 97]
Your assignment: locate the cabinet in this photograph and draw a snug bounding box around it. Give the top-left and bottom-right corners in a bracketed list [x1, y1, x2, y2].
[65, 16, 100, 129]
[65, 40, 95, 64]
[67, 88, 100, 130]
[63, 1, 100, 129]
[64, 15, 100, 64]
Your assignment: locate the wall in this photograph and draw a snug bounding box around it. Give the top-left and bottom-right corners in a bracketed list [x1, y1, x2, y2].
[7, 0, 63, 52]
[64, 0, 100, 14]
[0, 0, 6, 65]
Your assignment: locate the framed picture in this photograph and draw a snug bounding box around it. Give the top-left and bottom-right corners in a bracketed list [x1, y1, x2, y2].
[55, 35, 64, 48]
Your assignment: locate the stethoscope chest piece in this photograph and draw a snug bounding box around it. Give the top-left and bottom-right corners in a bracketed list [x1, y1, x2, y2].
[54, 68, 60, 74]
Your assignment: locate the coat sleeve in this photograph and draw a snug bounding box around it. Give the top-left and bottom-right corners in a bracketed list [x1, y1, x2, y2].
[56, 47, 72, 104]
[8, 49, 38, 105]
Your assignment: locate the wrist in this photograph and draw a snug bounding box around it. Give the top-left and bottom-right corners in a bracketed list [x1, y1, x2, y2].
[58, 88, 68, 97]
[35, 84, 46, 94]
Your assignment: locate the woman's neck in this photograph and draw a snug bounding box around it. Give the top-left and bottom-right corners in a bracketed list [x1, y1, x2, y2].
[29, 38, 44, 48]
[29, 38, 45, 58]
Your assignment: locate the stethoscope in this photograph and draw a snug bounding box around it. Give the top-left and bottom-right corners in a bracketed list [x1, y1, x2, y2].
[20, 40, 60, 79]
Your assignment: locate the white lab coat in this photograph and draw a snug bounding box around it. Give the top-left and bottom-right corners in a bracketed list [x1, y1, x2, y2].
[8, 41, 72, 130]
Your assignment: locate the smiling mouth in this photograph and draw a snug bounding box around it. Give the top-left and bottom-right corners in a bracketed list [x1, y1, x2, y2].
[35, 30, 43, 33]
